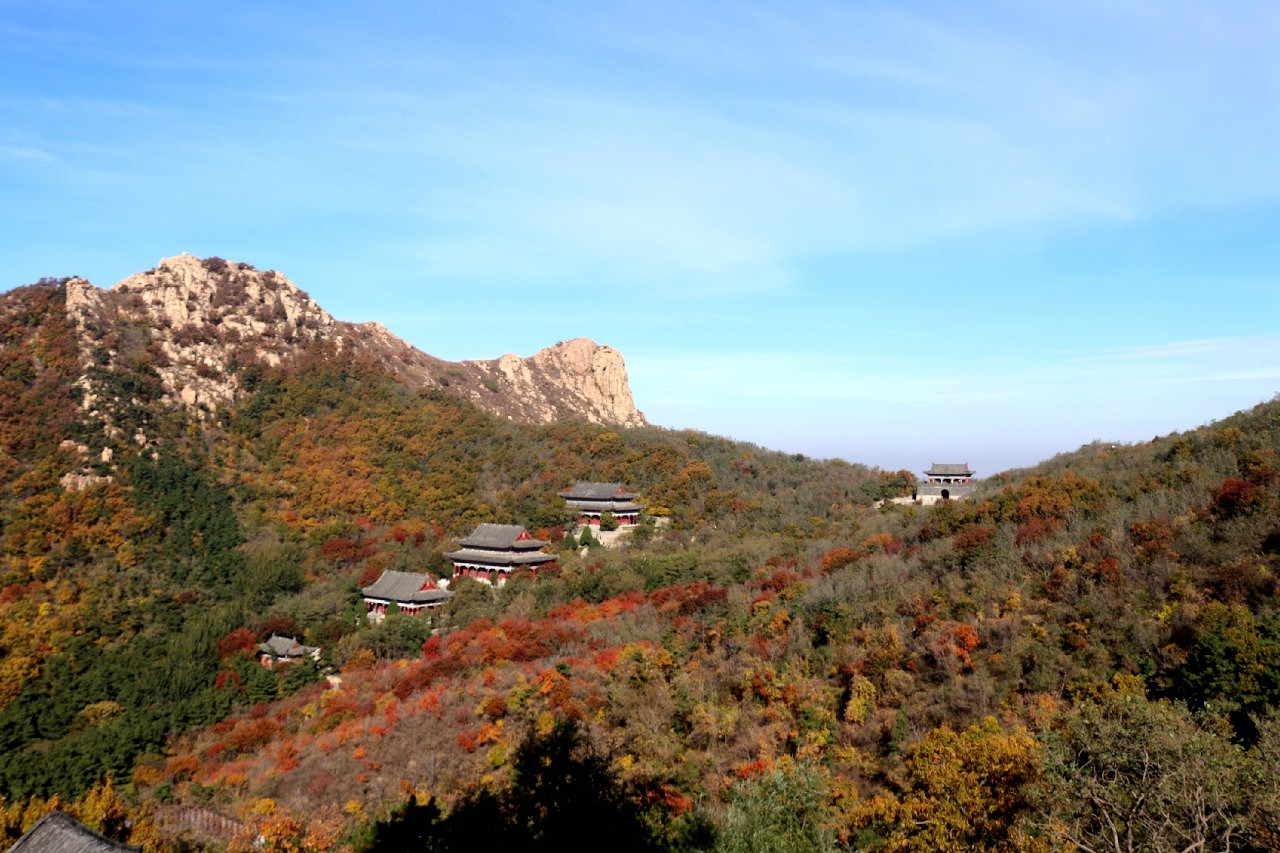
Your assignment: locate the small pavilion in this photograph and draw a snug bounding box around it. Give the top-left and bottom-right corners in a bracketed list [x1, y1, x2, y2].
[915, 463, 976, 505]
[257, 635, 320, 668]
[361, 570, 453, 621]
[445, 523, 557, 586]
[558, 482, 643, 526]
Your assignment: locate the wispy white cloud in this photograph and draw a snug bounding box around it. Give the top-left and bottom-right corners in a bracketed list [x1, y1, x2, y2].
[284, 1, 1280, 299]
[10, 1, 1279, 296]
[0, 144, 53, 164]
[1061, 337, 1280, 363]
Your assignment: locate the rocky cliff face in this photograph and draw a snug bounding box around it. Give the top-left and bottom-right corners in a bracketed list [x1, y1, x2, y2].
[477, 339, 646, 428]
[61, 254, 646, 430]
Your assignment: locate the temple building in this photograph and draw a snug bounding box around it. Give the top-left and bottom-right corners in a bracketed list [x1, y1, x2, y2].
[257, 635, 320, 668]
[362, 570, 453, 621]
[915, 463, 976, 505]
[558, 481, 644, 526]
[446, 523, 557, 585]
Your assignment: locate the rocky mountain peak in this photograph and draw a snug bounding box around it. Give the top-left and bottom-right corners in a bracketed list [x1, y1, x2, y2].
[65, 254, 343, 419]
[58, 254, 646, 430]
[111, 253, 337, 339]
[484, 339, 645, 428]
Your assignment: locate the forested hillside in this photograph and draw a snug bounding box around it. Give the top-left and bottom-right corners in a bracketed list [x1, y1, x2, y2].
[0, 278, 897, 848]
[1, 277, 1278, 850]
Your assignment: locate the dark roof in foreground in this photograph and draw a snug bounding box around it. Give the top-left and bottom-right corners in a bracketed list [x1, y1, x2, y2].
[558, 482, 638, 500]
[8, 811, 141, 853]
[362, 570, 452, 604]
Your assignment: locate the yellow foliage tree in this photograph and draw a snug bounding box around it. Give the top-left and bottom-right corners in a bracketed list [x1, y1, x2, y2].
[851, 718, 1045, 852]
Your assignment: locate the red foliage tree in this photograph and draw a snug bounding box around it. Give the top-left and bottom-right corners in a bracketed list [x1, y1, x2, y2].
[357, 562, 383, 587]
[929, 622, 980, 667]
[217, 628, 258, 660]
[954, 524, 995, 559]
[820, 547, 861, 573]
[1014, 518, 1060, 546]
[256, 615, 300, 641]
[1210, 477, 1261, 517]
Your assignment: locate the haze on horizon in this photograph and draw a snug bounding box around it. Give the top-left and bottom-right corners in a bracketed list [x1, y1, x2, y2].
[2, 1, 1278, 476]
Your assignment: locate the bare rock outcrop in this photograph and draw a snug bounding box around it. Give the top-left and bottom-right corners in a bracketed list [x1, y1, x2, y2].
[59, 254, 646, 429]
[107, 253, 341, 412]
[466, 339, 645, 427]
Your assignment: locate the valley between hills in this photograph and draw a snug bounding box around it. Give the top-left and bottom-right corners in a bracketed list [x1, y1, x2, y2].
[1, 257, 1278, 850]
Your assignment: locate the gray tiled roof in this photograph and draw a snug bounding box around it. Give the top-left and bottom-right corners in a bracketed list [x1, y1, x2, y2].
[8, 812, 141, 853]
[558, 482, 638, 500]
[455, 523, 548, 550]
[925, 463, 974, 476]
[445, 548, 557, 567]
[564, 499, 643, 514]
[258, 635, 317, 659]
[362, 571, 452, 604]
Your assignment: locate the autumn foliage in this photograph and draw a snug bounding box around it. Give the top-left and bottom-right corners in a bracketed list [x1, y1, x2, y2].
[2, 278, 1280, 848]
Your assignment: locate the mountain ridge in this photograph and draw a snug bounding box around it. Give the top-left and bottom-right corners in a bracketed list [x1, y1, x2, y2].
[60, 253, 646, 431]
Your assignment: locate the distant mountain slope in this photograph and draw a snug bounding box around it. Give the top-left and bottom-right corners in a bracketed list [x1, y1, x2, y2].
[61, 253, 645, 429]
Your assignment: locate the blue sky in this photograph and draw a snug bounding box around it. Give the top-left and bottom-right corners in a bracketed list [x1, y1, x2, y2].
[3, 1, 1279, 474]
